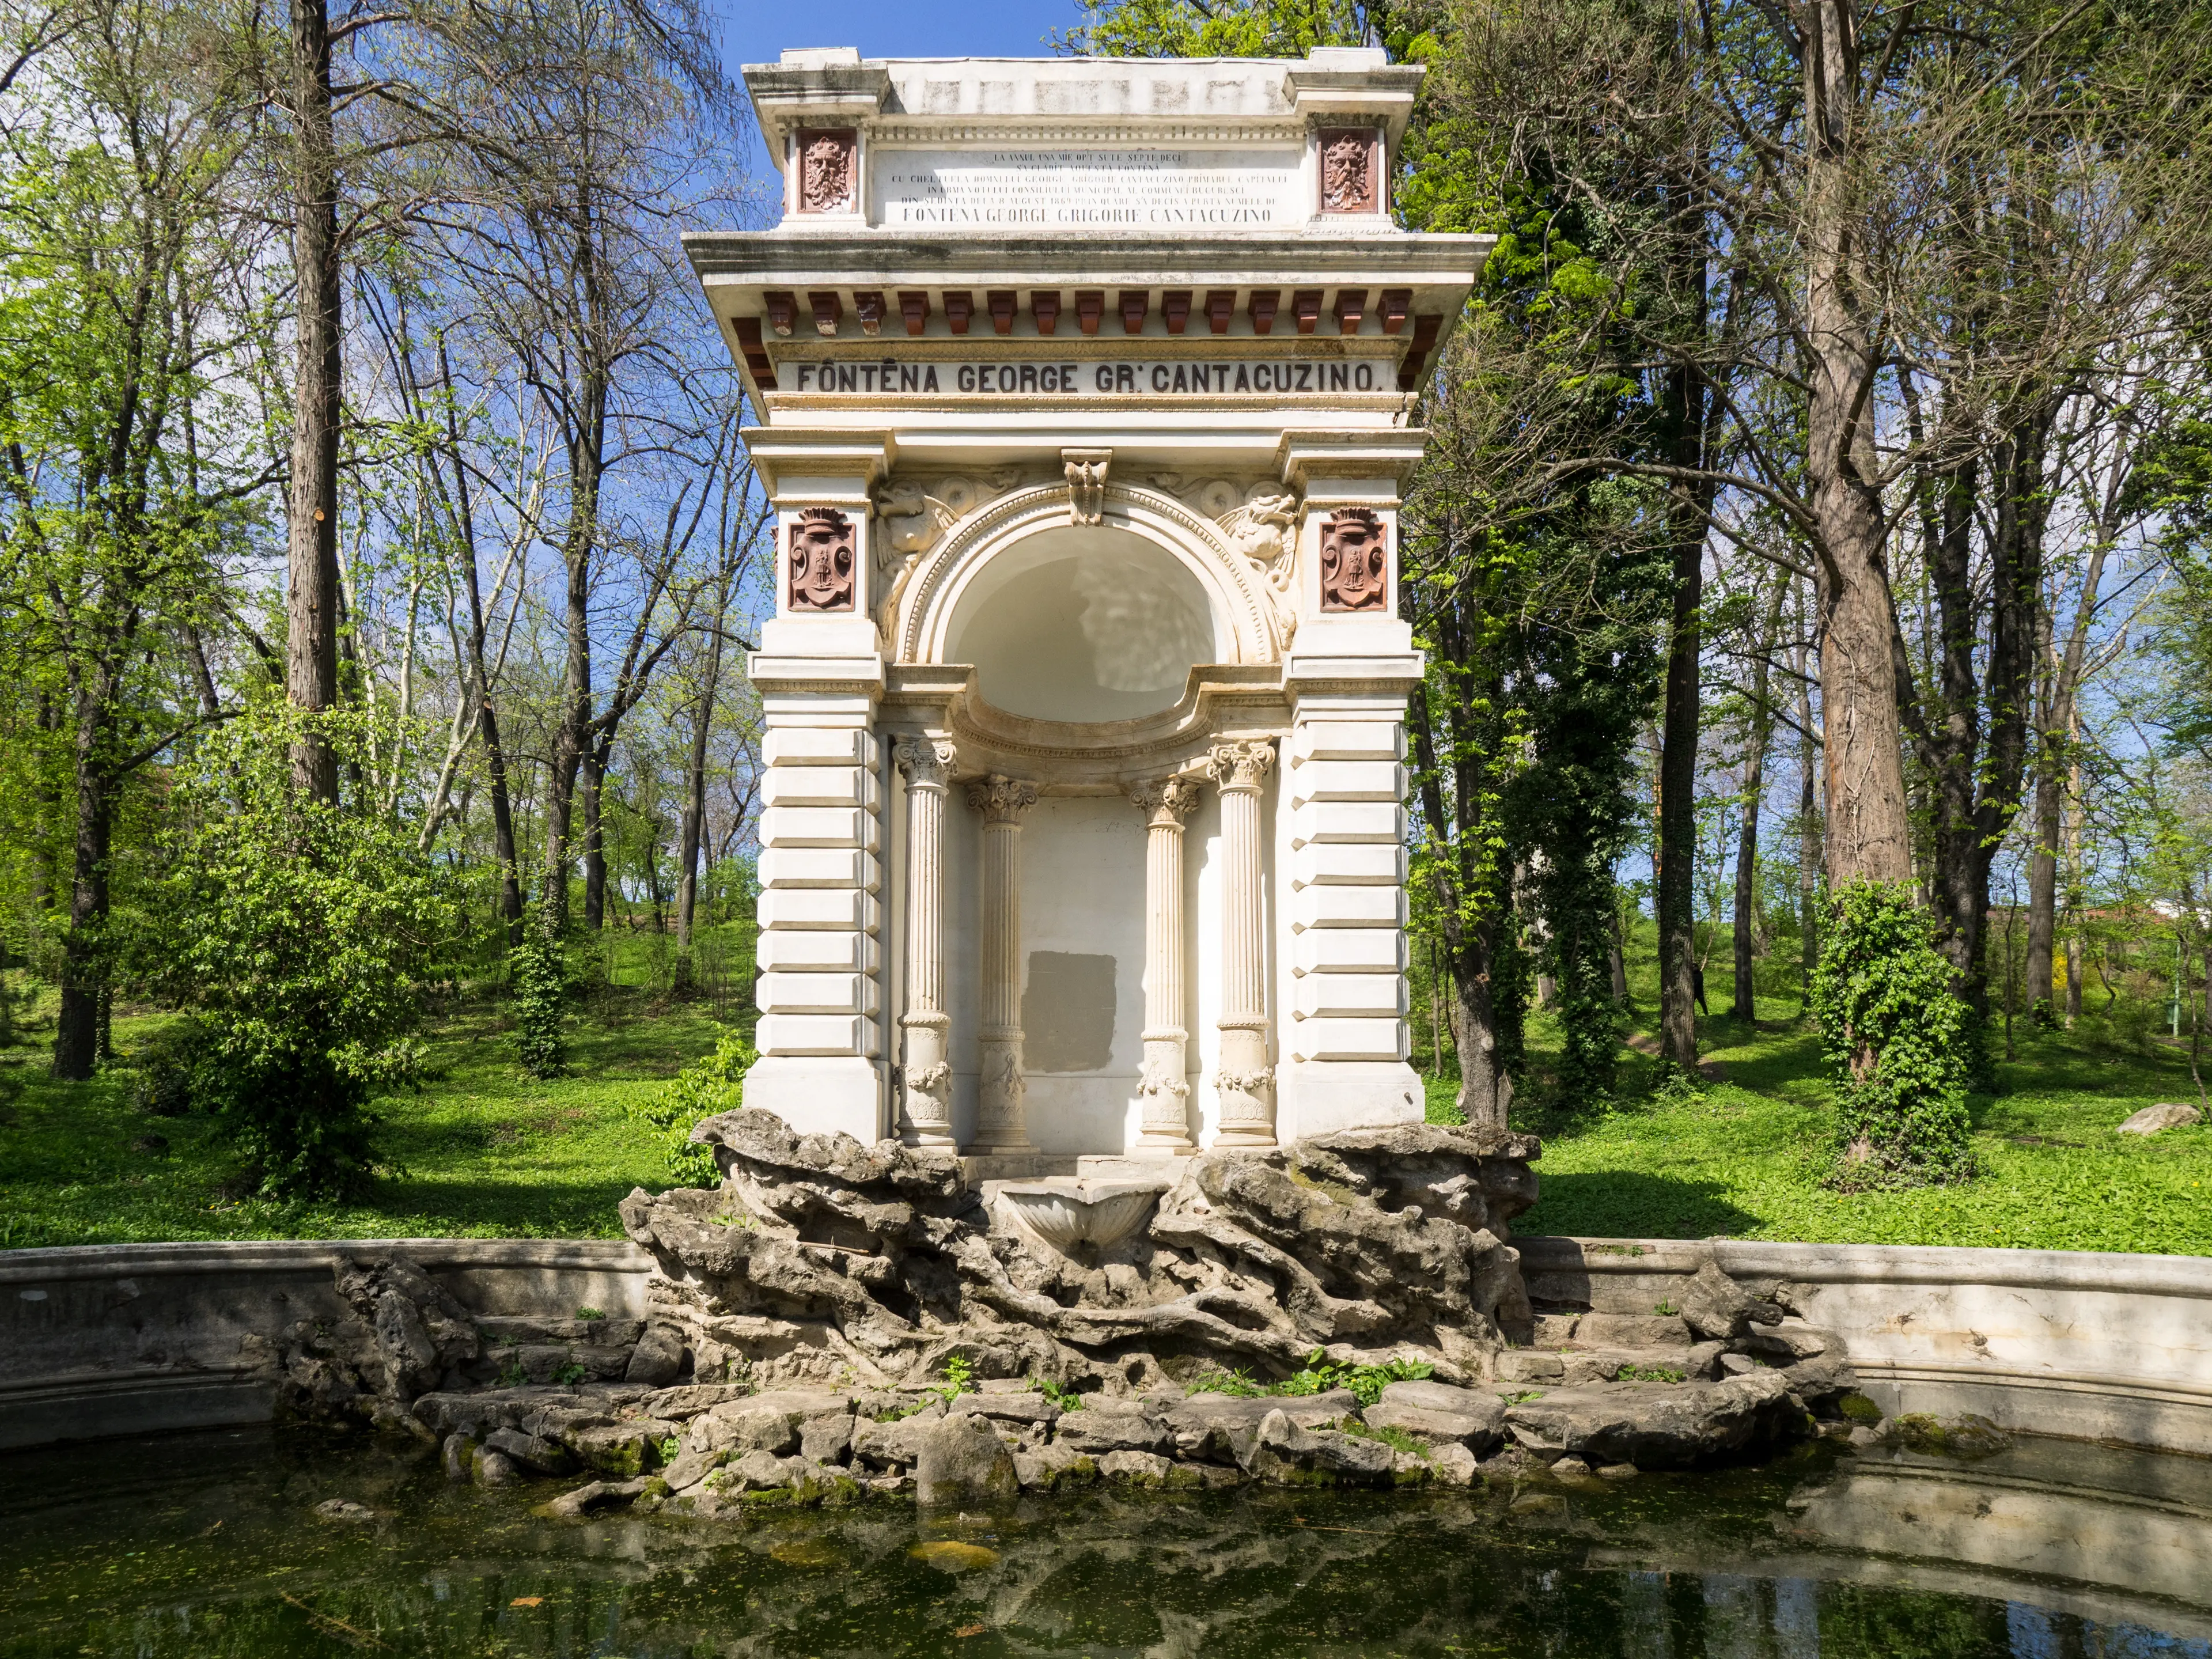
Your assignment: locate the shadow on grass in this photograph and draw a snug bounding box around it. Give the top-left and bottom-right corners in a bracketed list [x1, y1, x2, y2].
[1516, 1169, 1764, 1242]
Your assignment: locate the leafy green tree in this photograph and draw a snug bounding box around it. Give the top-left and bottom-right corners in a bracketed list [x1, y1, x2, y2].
[134, 704, 460, 1198]
[1809, 882, 1977, 1187]
[636, 1029, 755, 1186]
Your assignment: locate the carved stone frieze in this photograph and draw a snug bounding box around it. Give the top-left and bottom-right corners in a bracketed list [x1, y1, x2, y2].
[1318, 127, 1380, 214]
[1319, 507, 1389, 612]
[796, 128, 857, 213]
[786, 507, 855, 611]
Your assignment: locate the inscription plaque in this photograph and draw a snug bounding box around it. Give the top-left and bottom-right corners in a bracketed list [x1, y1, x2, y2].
[785, 358, 1396, 396]
[873, 147, 1303, 228]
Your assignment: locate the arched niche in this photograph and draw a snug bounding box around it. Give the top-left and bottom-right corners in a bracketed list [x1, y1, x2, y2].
[896, 484, 1283, 677]
[942, 525, 1218, 722]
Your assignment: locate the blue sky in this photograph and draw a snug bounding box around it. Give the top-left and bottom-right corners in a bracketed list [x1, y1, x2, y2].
[712, 0, 1085, 64]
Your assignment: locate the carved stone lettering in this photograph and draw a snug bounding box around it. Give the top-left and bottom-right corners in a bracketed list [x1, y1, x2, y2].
[1319, 509, 1389, 612]
[797, 129, 856, 214]
[787, 507, 855, 611]
[1319, 128, 1379, 214]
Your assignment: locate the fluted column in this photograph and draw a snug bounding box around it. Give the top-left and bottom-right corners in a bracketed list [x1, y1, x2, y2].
[967, 774, 1039, 1153]
[1207, 739, 1277, 1147]
[893, 736, 957, 1148]
[1128, 775, 1202, 1153]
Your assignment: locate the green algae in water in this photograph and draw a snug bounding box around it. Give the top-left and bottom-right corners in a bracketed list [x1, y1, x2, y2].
[3, 1427, 2212, 1657]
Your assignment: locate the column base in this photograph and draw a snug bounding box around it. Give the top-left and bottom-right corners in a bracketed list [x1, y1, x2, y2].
[740, 1056, 887, 1143]
[1275, 1060, 1424, 1141]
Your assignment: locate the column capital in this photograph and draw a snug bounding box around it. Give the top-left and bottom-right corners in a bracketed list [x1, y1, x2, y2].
[893, 734, 957, 787]
[965, 774, 1039, 824]
[1127, 774, 1202, 827]
[1206, 738, 1277, 793]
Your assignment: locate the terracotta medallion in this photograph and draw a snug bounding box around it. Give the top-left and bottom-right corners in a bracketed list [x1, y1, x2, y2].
[1319, 509, 1389, 611]
[787, 507, 855, 611]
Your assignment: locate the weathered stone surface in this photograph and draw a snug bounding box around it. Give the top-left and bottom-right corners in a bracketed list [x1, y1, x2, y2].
[1100, 1449, 1176, 1484]
[1365, 1380, 1503, 1452]
[850, 1414, 938, 1471]
[1496, 1351, 1565, 1382]
[660, 1444, 724, 1493]
[330, 1255, 483, 1402]
[1677, 1261, 1785, 1341]
[913, 1413, 1018, 1508]
[641, 1384, 748, 1419]
[799, 1411, 854, 1464]
[473, 1448, 522, 1487]
[950, 1392, 1060, 1427]
[1575, 1312, 1692, 1349]
[2119, 1101, 2202, 1135]
[1428, 1441, 1480, 1486]
[619, 1111, 1541, 1393]
[1054, 1406, 1174, 1457]
[1244, 1407, 1395, 1484]
[626, 1324, 687, 1385]
[483, 1426, 571, 1476]
[1502, 1372, 1806, 1469]
[1740, 1320, 1832, 1362]
[546, 1477, 651, 1518]
[442, 1431, 477, 1482]
[1014, 1440, 1099, 1490]
[1777, 1352, 1860, 1414]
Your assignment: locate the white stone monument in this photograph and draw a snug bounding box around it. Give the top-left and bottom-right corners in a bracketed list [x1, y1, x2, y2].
[694, 45, 1491, 1175]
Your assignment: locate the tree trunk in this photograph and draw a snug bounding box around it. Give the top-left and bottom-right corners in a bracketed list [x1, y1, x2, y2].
[1793, 604, 1821, 998]
[284, 0, 342, 802]
[2025, 749, 2060, 1019]
[52, 676, 113, 1081]
[1732, 581, 1783, 1021]
[582, 735, 608, 931]
[1448, 938, 1512, 1130]
[440, 350, 525, 947]
[1656, 388, 1704, 1066]
[676, 613, 725, 952]
[1804, 0, 1915, 890]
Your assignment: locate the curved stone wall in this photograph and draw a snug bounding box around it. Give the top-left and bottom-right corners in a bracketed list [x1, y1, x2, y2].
[5, 1232, 2209, 1457]
[1518, 1236, 2212, 1458]
[0, 1238, 649, 1450]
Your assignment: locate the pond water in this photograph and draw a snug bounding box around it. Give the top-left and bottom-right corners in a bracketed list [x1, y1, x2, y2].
[2, 1426, 2209, 1658]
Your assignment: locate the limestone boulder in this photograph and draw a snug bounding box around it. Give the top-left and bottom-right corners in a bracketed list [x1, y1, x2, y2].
[546, 1477, 651, 1518]
[2118, 1101, 2202, 1135]
[332, 1255, 483, 1401]
[1677, 1261, 1785, 1342]
[913, 1412, 1019, 1508]
[626, 1324, 687, 1385]
[1365, 1380, 1504, 1452]
[1242, 1407, 1395, 1485]
[1501, 1370, 1807, 1469]
[1053, 1404, 1174, 1456]
[482, 1426, 572, 1476]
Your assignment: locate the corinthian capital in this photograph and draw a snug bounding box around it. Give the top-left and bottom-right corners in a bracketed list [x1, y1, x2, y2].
[1127, 774, 1202, 826]
[893, 734, 957, 787]
[1206, 739, 1277, 793]
[965, 774, 1039, 824]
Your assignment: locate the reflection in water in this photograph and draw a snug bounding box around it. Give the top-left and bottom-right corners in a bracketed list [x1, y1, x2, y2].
[2, 1429, 2210, 1658]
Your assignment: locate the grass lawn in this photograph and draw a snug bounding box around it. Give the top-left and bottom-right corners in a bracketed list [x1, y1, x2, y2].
[0, 929, 748, 1249]
[5, 911, 2210, 1256]
[1422, 933, 2212, 1256]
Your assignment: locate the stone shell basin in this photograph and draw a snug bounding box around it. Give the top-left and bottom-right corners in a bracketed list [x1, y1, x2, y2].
[993, 1178, 1172, 1253]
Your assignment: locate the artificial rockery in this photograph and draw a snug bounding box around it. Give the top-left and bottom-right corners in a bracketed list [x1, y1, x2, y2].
[273, 1111, 1866, 1516]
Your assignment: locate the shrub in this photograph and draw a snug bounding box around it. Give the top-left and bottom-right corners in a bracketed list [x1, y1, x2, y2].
[133, 706, 459, 1199]
[1810, 880, 1978, 1188]
[633, 1029, 755, 1187]
[509, 921, 570, 1080]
